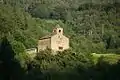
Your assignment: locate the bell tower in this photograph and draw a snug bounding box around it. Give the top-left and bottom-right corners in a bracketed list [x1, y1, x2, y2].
[53, 24, 63, 35]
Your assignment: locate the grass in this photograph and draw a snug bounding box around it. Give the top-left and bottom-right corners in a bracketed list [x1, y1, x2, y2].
[91, 53, 120, 64]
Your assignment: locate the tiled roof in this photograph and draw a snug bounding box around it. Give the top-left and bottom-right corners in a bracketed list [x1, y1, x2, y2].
[39, 24, 62, 40]
[39, 33, 56, 40]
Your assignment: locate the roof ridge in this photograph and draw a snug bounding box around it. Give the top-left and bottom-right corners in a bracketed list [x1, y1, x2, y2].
[39, 33, 56, 40]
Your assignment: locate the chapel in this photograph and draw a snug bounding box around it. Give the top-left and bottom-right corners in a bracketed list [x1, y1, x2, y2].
[37, 24, 69, 53]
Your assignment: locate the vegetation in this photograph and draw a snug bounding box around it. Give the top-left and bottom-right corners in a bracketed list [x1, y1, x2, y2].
[0, 0, 120, 80]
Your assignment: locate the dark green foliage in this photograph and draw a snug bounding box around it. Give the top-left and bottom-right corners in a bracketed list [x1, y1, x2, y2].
[35, 49, 93, 71]
[0, 0, 120, 80]
[1, 1, 120, 53]
[11, 40, 25, 54]
[27, 50, 120, 80]
[0, 37, 25, 80]
[28, 4, 52, 19]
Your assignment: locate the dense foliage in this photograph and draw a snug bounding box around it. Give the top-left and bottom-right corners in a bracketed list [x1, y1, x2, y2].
[0, 0, 120, 80]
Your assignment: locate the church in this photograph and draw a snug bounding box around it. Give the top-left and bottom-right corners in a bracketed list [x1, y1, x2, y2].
[26, 24, 69, 55]
[37, 24, 69, 52]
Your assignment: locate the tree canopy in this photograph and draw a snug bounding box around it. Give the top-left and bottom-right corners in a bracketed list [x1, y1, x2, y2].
[0, 0, 120, 80]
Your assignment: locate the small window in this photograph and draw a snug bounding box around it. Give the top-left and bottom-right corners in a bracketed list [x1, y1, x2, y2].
[59, 47, 63, 50]
[53, 29, 56, 32]
[59, 30, 61, 33]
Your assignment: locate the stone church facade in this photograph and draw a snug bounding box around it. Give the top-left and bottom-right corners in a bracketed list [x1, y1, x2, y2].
[37, 25, 69, 52]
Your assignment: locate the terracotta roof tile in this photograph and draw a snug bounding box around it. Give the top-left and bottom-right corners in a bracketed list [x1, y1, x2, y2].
[39, 33, 56, 40]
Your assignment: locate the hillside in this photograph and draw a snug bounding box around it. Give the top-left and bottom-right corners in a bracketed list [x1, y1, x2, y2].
[0, 0, 120, 80]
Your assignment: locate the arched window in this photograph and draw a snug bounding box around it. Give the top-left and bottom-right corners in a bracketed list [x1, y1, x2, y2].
[53, 29, 56, 32]
[59, 30, 61, 33]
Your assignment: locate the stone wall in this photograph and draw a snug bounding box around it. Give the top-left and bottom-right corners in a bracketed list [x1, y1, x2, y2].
[38, 38, 51, 52]
[26, 48, 37, 54]
[51, 34, 69, 52]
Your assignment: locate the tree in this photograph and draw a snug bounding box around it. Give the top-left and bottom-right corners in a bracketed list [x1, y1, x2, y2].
[0, 37, 25, 80]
